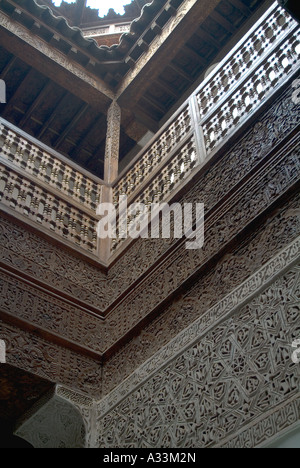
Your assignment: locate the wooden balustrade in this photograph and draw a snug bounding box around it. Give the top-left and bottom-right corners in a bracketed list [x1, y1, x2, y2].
[113, 105, 193, 206]
[198, 6, 299, 155]
[0, 121, 102, 211]
[111, 3, 299, 254]
[0, 120, 103, 257]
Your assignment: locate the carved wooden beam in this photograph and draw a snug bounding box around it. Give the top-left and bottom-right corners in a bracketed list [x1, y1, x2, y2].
[0, 10, 114, 111]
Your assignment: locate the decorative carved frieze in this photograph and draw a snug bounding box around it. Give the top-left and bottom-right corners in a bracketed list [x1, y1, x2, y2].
[0, 270, 104, 354]
[102, 191, 300, 393]
[98, 249, 300, 447]
[0, 215, 108, 310]
[0, 321, 102, 398]
[217, 395, 300, 448]
[102, 134, 300, 352]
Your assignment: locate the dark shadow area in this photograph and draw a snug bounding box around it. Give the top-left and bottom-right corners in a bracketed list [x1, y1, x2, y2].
[0, 364, 54, 448]
[279, 0, 300, 23]
[0, 420, 33, 448]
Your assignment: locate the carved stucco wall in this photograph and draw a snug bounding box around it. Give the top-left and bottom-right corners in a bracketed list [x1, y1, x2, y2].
[94, 75, 300, 445]
[1, 189, 299, 447]
[21, 235, 299, 448]
[102, 189, 300, 394]
[97, 238, 300, 448]
[0, 75, 299, 446]
[0, 321, 102, 398]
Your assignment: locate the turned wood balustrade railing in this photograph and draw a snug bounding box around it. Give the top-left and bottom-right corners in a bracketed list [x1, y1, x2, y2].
[0, 2, 299, 263]
[111, 3, 300, 253]
[0, 120, 103, 256]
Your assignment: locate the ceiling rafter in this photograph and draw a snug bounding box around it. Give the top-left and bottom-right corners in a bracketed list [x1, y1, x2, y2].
[53, 102, 90, 150]
[194, 29, 222, 51]
[70, 114, 107, 160]
[182, 44, 208, 67]
[37, 91, 69, 139]
[1, 68, 36, 119]
[156, 77, 179, 100]
[0, 56, 17, 80]
[227, 0, 252, 17]
[18, 80, 53, 128]
[210, 10, 238, 34]
[168, 63, 194, 83]
[142, 94, 167, 115]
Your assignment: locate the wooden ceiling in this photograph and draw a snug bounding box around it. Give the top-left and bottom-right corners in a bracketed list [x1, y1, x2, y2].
[0, 0, 268, 177]
[0, 52, 109, 176]
[0, 48, 138, 177]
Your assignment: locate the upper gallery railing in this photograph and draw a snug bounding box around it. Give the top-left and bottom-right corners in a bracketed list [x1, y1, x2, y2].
[0, 3, 298, 260]
[0, 120, 103, 256]
[111, 2, 300, 253]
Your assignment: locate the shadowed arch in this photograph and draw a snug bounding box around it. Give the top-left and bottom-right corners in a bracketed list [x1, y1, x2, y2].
[15, 391, 86, 448]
